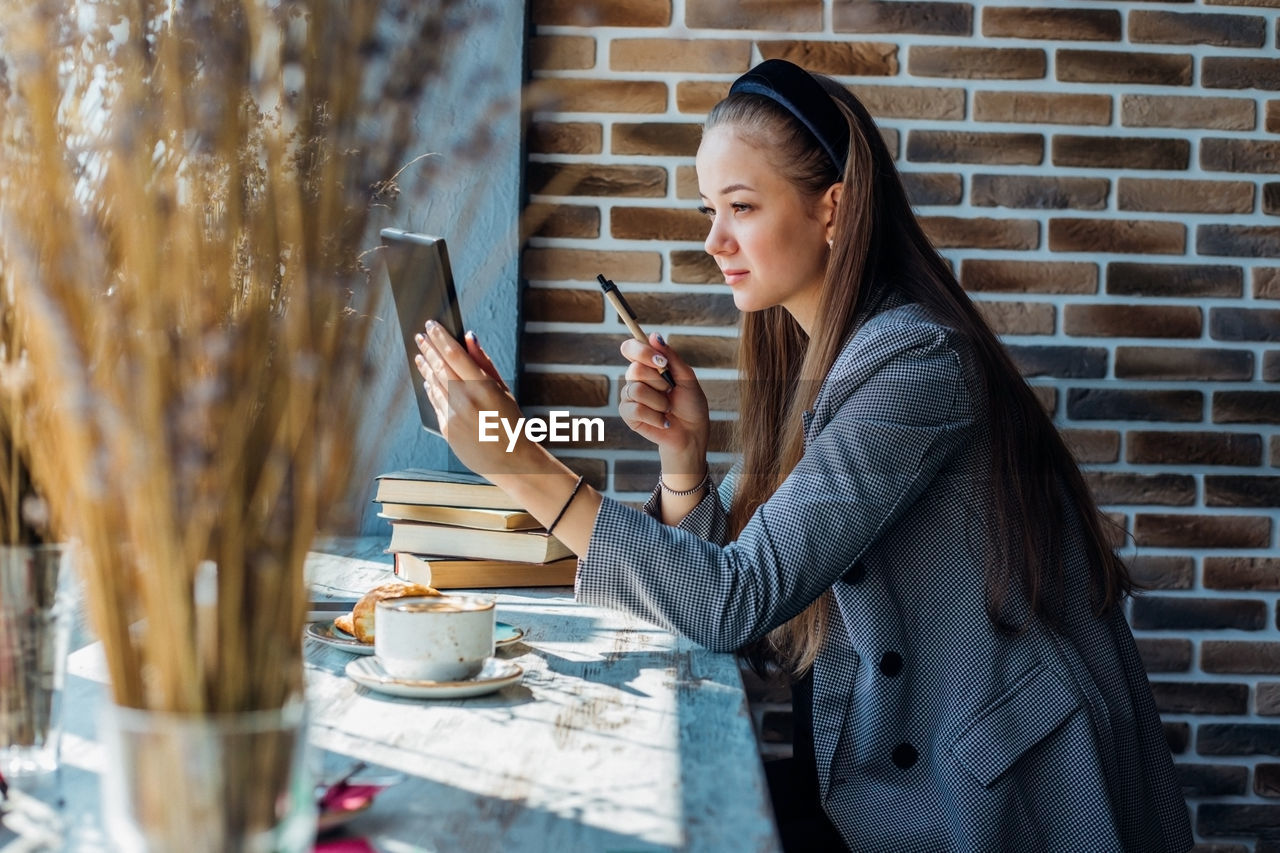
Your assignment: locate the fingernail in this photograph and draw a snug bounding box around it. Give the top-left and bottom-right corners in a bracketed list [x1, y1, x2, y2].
[652, 354, 668, 368]
[663, 419, 670, 429]
[415, 354, 425, 366]
[467, 330, 479, 345]
[414, 333, 425, 344]
[655, 334, 666, 347]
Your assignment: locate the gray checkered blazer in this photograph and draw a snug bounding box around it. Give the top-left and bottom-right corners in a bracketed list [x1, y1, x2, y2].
[575, 301, 1193, 852]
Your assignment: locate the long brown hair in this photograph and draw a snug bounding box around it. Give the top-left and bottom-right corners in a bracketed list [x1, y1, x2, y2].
[713, 78, 1132, 675]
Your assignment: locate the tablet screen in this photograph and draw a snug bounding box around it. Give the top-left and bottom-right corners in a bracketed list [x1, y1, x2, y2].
[380, 228, 465, 435]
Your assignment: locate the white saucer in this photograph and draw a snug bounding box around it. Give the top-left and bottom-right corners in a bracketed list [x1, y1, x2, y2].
[307, 620, 525, 655]
[494, 621, 525, 647]
[346, 656, 523, 699]
[307, 620, 374, 655]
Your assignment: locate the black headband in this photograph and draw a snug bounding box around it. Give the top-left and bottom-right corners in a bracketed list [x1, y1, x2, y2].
[728, 59, 850, 176]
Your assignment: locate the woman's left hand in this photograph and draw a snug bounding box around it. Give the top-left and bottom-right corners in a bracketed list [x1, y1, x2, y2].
[414, 322, 531, 476]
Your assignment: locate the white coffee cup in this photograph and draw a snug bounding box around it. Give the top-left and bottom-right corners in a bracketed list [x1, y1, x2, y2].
[374, 594, 495, 682]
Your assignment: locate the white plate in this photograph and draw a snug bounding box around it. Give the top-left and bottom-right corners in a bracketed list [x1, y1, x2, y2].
[307, 619, 524, 654]
[346, 656, 523, 699]
[306, 620, 375, 655]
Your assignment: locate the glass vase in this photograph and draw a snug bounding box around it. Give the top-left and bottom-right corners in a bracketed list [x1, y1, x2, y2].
[0, 544, 74, 779]
[98, 699, 316, 853]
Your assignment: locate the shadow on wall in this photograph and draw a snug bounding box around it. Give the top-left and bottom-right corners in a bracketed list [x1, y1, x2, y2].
[341, 0, 526, 537]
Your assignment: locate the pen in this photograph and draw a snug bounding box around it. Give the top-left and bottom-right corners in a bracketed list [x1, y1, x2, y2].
[597, 273, 676, 388]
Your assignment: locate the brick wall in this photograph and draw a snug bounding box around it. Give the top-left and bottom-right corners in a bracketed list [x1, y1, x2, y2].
[521, 2, 1280, 848]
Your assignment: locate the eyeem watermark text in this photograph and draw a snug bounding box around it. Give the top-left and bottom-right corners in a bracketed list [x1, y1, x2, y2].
[479, 410, 605, 452]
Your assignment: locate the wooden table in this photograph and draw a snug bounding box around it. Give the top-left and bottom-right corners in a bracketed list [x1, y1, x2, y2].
[3, 539, 782, 852]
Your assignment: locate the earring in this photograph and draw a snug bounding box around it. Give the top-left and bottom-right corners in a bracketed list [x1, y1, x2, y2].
[827, 238, 833, 248]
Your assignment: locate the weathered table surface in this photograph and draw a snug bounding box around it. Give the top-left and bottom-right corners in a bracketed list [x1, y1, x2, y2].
[3, 538, 781, 852]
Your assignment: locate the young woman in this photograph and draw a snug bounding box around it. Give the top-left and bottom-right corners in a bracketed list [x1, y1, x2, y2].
[414, 59, 1193, 852]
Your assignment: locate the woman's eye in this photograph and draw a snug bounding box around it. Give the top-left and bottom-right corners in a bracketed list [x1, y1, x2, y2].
[697, 202, 750, 219]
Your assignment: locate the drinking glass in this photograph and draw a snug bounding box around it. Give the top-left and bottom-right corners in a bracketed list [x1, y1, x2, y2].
[0, 544, 73, 780]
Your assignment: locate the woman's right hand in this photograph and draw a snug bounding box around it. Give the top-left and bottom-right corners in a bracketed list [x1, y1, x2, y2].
[619, 332, 709, 479]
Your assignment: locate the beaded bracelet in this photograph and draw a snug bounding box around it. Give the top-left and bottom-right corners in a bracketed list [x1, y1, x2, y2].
[659, 469, 710, 497]
[547, 474, 585, 536]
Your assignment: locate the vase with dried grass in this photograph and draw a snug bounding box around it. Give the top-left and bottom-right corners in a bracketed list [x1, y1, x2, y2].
[0, 0, 467, 848]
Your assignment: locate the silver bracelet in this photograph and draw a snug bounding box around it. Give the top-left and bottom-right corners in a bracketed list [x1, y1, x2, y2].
[659, 469, 711, 497]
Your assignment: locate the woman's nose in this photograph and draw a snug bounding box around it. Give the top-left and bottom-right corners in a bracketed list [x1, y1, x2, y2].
[704, 216, 733, 256]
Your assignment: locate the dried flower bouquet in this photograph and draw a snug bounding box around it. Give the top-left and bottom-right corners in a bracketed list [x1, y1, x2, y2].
[0, 0, 466, 715]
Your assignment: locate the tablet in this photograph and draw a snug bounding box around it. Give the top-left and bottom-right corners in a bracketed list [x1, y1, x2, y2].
[380, 228, 465, 435]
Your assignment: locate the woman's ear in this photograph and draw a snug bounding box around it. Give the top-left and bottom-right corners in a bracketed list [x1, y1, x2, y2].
[821, 182, 843, 244]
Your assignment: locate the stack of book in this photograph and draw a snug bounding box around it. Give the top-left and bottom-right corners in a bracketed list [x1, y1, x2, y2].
[374, 469, 577, 589]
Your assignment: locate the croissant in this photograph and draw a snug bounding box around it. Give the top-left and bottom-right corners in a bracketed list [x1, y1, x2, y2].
[344, 580, 439, 643]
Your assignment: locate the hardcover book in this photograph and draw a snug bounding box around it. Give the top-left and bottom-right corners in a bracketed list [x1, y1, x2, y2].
[385, 519, 572, 563]
[372, 469, 522, 510]
[378, 502, 540, 531]
[394, 552, 577, 589]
